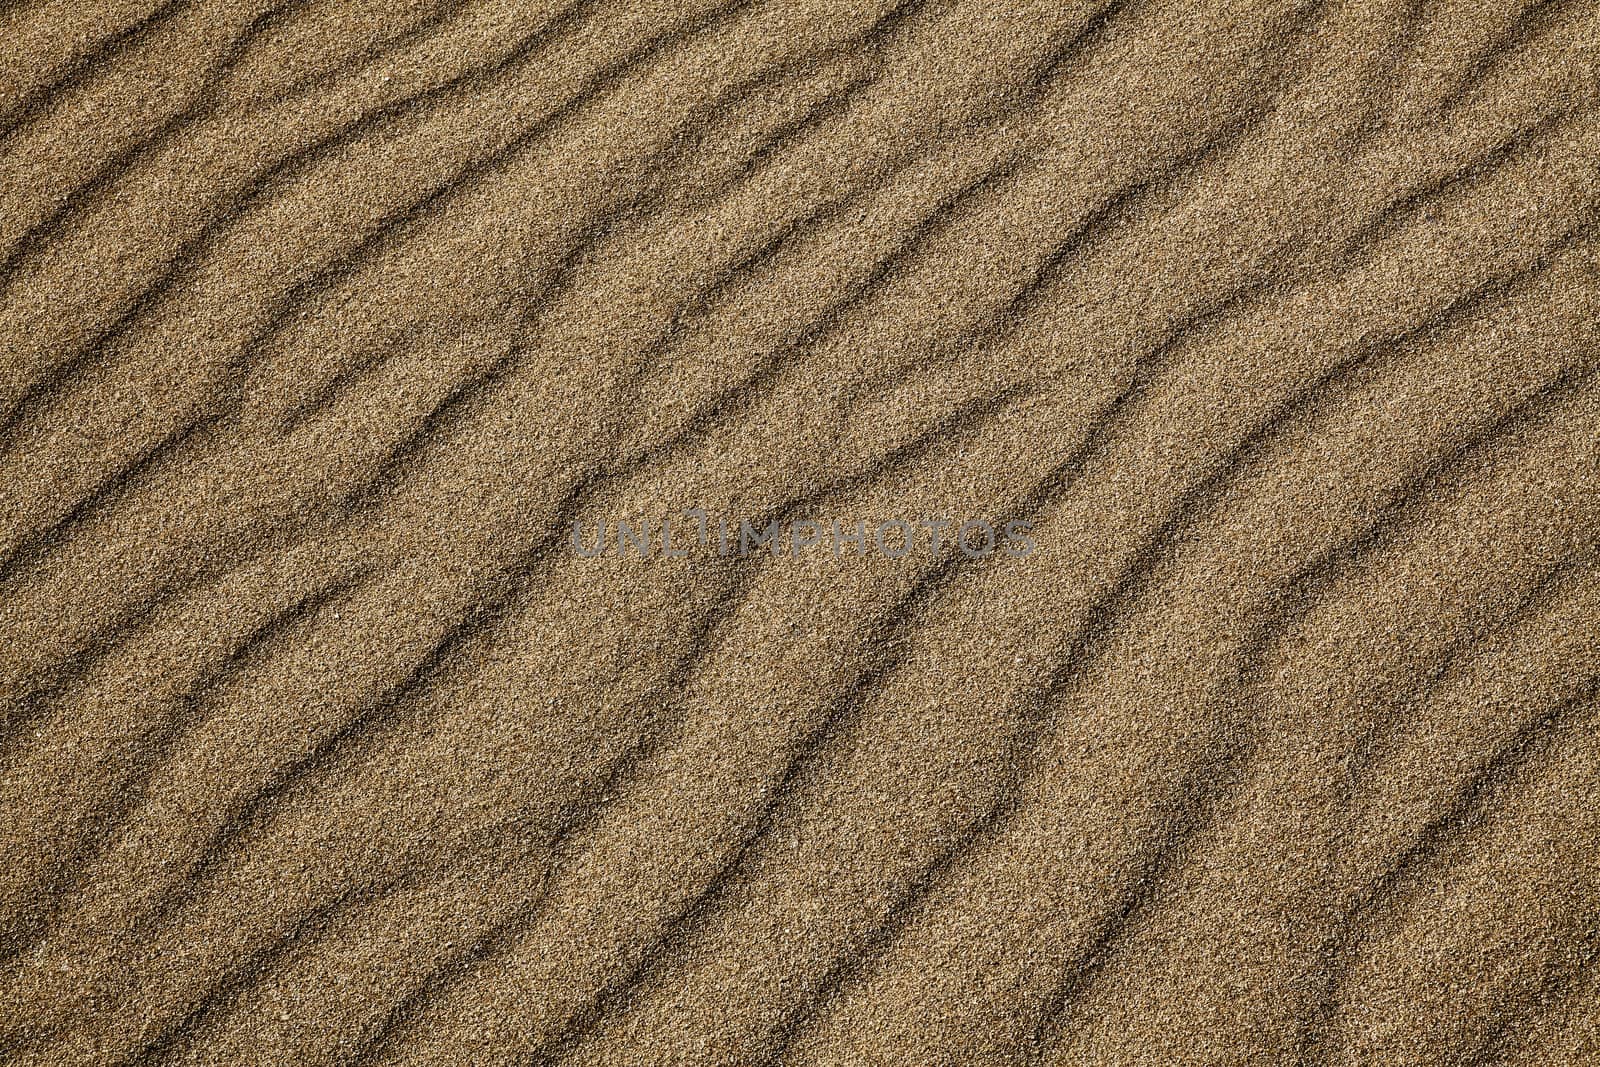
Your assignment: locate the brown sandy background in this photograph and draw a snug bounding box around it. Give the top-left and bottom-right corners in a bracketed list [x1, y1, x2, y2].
[2, 0, 1599, 1064]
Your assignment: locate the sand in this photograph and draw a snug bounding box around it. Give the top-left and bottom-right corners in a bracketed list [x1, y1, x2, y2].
[1, 0, 1598, 1064]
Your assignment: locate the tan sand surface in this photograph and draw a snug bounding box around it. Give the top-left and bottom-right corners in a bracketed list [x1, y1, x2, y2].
[1, 1, 1598, 1064]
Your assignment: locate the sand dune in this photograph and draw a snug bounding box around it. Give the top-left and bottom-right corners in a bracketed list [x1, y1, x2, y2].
[1, 1, 1598, 1064]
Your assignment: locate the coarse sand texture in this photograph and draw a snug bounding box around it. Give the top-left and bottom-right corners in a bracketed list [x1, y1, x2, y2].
[1, 1, 1599, 1065]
